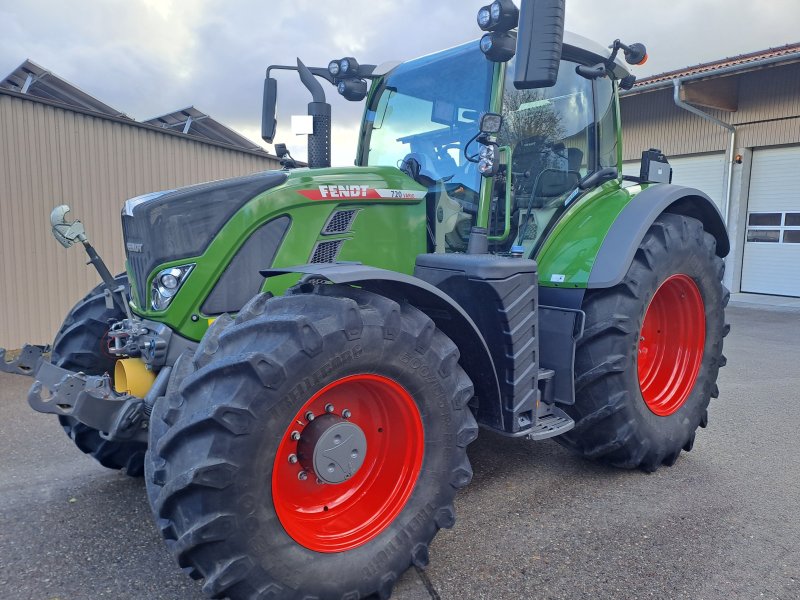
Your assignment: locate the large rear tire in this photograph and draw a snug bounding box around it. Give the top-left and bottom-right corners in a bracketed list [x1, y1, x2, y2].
[557, 213, 730, 471]
[145, 285, 478, 599]
[51, 275, 147, 477]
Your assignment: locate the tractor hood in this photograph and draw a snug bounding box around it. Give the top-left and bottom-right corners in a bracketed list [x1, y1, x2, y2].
[121, 171, 288, 307]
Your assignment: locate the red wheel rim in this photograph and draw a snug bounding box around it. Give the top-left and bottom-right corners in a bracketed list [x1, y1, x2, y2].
[272, 374, 424, 553]
[637, 274, 706, 416]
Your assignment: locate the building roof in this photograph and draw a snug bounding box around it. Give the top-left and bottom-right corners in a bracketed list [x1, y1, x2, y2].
[0, 59, 128, 117]
[631, 42, 800, 90]
[142, 107, 262, 152]
[1, 59, 272, 156]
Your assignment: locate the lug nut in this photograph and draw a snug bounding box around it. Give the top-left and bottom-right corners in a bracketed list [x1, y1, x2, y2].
[291, 431, 300, 441]
[288, 454, 298, 464]
[305, 411, 315, 422]
[298, 471, 308, 481]
[342, 409, 352, 419]
[325, 403, 334, 413]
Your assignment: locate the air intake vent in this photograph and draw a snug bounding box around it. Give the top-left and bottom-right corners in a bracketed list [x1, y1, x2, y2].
[310, 239, 344, 263]
[323, 209, 359, 234]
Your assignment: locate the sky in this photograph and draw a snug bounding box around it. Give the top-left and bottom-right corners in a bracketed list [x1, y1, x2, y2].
[1, 0, 798, 166]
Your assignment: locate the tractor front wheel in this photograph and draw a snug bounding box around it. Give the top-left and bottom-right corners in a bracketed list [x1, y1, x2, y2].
[50, 275, 147, 476]
[557, 213, 729, 471]
[145, 285, 478, 599]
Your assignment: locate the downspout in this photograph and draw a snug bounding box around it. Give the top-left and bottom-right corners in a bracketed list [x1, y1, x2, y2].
[672, 78, 736, 227]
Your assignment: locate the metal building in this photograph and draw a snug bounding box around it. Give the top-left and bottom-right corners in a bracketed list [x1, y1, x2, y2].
[0, 60, 279, 349]
[620, 43, 800, 298]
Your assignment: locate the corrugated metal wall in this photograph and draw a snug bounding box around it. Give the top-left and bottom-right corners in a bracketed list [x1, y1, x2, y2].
[0, 92, 278, 349]
[620, 62, 800, 161]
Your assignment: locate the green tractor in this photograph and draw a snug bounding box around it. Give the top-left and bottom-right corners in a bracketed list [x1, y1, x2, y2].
[1, 1, 729, 598]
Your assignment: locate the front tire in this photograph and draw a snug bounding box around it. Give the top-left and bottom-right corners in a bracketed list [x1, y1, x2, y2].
[145, 285, 478, 599]
[557, 213, 730, 471]
[51, 275, 147, 477]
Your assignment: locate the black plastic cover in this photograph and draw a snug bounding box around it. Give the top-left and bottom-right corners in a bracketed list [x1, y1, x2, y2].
[414, 253, 539, 433]
[122, 171, 287, 307]
[201, 216, 291, 315]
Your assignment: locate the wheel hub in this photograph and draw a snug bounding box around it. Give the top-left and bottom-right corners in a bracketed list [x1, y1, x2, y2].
[297, 414, 367, 484]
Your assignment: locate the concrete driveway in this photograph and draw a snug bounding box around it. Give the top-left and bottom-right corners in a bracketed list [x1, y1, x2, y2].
[1, 305, 798, 599]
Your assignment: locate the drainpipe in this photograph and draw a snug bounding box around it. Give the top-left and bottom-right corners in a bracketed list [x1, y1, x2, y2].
[672, 78, 736, 227]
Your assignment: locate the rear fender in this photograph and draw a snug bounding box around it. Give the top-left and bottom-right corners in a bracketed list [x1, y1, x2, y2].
[588, 184, 729, 288]
[261, 264, 504, 430]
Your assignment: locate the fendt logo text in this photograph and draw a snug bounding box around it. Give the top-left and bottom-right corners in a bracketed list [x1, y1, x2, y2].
[318, 185, 369, 198]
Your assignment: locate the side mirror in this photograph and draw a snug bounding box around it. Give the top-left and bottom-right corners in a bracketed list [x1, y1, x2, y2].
[480, 112, 503, 134]
[261, 76, 278, 143]
[514, 0, 565, 89]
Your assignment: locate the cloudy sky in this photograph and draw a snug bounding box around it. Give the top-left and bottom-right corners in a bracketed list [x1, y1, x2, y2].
[2, 0, 798, 165]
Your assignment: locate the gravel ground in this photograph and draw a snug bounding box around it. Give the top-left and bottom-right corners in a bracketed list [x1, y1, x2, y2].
[0, 304, 798, 600]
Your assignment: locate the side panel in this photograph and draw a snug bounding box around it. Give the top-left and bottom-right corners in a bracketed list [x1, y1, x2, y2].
[535, 180, 635, 287]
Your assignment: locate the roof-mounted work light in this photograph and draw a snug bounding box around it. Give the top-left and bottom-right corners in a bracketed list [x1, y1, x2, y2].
[480, 31, 517, 62]
[328, 57, 361, 79]
[477, 0, 519, 32]
[478, 0, 519, 62]
[338, 78, 368, 101]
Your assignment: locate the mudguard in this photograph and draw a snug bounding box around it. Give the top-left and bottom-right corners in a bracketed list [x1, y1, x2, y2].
[261, 263, 505, 430]
[588, 184, 729, 288]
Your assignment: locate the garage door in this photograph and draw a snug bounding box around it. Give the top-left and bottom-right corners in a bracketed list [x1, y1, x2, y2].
[623, 152, 726, 211]
[740, 146, 800, 297]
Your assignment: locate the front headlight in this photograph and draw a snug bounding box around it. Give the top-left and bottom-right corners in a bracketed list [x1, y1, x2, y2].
[151, 264, 194, 310]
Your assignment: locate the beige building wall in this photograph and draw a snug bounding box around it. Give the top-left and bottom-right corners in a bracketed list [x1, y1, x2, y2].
[620, 62, 800, 161]
[0, 91, 279, 349]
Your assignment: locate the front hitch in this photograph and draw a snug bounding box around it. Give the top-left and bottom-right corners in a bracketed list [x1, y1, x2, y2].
[28, 361, 149, 443]
[0, 344, 48, 376]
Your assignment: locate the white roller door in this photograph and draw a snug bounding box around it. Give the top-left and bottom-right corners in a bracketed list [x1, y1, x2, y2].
[623, 153, 726, 211]
[740, 146, 800, 297]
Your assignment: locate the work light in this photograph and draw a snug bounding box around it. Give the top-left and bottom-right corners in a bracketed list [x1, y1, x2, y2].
[338, 78, 368, 101]
[480, 32, 517, 62]
[477, 0, 519, 32]
[340, 57, 360, 77]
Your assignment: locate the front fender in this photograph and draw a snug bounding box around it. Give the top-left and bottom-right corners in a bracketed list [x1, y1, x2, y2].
[588, 184, 729, 288]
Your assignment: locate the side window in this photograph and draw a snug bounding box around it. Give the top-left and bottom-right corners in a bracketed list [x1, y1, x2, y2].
[595, 77, 618, 169]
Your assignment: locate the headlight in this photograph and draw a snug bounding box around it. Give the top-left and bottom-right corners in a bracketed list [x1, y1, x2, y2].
[151, 264, 194, 311]
[480, 145, 495, 160]
[480, 34, 494, 54]
[477, 6, 492, 29]
[490, 1, 501, 22]
[328, 60, 340, 76]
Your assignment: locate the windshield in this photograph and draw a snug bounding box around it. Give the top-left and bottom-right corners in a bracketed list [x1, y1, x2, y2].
[361, 42, 494, 195]
[501, 56, 616, 253]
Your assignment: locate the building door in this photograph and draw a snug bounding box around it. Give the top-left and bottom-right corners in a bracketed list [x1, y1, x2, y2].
[623, 152, 726, 211]
[741, 146, 800, 297]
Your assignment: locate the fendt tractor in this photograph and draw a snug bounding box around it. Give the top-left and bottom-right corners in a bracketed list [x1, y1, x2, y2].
[1, 1, 730, 598]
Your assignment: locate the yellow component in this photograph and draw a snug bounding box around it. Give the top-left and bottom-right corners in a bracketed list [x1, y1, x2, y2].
[207, 318, 216, 326]
[114, 358, 156, 398]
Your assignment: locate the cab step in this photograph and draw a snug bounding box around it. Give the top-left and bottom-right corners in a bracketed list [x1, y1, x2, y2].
[527, 402, 574, 441]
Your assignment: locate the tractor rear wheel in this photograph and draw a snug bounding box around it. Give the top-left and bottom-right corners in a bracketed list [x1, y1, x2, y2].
[557, 213, 729, 471]
[51, 275, 147, 476]
[145, 285, 478, 599]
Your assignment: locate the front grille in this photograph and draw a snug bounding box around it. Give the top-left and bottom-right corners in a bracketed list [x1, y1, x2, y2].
[122, 216, 152, 307]
[323, 209, 358, 234]
[310, 240, 344, 263]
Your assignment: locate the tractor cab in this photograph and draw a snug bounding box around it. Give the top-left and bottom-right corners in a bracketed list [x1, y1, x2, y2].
[355, 33, 626, 256]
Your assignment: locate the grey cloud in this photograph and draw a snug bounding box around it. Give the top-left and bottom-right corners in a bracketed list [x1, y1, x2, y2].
[2, 0, 798, 164]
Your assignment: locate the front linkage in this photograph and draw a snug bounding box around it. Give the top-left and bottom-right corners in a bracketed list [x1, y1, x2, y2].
[1, 206, 190, 446]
